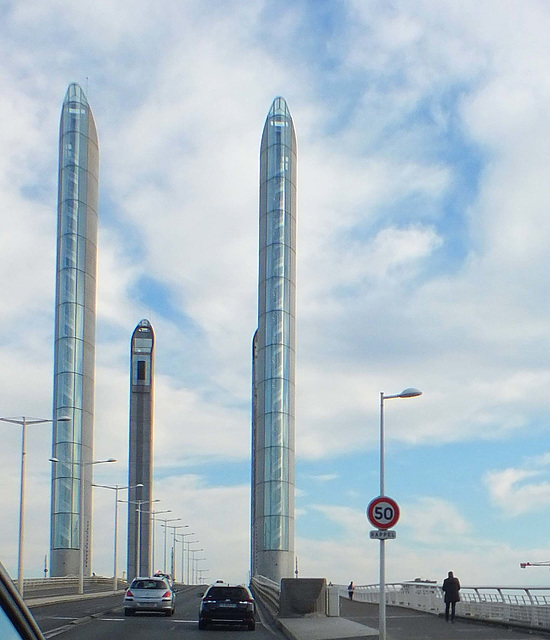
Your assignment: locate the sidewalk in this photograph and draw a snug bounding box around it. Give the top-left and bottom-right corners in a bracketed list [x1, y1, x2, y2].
[275, 597, 550, 640]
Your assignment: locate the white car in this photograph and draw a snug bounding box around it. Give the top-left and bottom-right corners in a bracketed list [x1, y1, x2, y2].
[124, 576, 176, 616]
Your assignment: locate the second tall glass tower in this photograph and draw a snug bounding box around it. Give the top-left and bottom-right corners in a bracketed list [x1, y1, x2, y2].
[252, 97, 297, 582]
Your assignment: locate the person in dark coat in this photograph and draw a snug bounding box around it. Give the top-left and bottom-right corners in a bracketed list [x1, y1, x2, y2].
[442, 571, 461, 622]
[348, 581, 355, 600]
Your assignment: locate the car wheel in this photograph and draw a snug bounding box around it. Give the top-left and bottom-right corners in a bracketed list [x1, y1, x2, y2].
[248, 621, 256, 631]
[198, 619, 207, 630]
[165, 609, 172, 617]
[124, 609, 134, 616]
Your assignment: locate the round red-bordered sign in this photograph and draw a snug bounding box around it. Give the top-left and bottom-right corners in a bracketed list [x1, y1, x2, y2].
[367, 496, 400, 530]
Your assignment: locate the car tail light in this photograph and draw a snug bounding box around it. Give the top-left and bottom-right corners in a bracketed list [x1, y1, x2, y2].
[162, 591, 171, 598]
[125, 590, 134, 598]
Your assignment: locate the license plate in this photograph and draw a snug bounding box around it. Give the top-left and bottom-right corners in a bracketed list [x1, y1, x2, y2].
[219, 603, 237, 608]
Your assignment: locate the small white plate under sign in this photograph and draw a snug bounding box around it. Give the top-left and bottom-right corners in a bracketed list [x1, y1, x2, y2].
[370, 529, 396, 540]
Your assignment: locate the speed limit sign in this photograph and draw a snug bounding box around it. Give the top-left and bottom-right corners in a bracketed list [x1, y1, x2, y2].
[367, 496, 400, 530]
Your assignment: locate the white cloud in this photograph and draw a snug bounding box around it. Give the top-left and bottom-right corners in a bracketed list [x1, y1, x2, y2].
[401, 497, 471, 545]
[307, 474, 339, 483]
[484, 467, 550, 517]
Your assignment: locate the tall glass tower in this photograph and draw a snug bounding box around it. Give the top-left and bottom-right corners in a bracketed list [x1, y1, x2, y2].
[252, 97, 297, 582]
[128, 319, 155, 580]
[50, 83, 99, 577]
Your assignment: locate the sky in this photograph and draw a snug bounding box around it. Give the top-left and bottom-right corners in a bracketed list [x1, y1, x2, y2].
[3, 0, 550, 589]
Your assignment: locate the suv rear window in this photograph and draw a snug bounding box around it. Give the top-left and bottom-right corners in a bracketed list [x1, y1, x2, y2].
[205, 587, 250, 600]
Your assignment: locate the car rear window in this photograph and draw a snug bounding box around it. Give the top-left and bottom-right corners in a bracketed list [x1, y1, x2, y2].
[206, 587, 250, 600]
[131, 579, 169, 590]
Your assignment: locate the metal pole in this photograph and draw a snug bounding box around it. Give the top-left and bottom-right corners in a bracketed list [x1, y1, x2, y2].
[113, 487, 119, 591]
[17, 418, 27, 596]
[379, 392, 386, 640]
[152, 515, 156, 573]
[79, 458, 85, 594]
[164, 523, 168, 572]
[172, 529, 177, 581]
[180, 537, 184, 584]
[380, 392, 385, 497]
[137, 502, 142, 576]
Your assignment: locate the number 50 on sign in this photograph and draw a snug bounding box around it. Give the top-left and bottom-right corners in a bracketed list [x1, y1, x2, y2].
[367, 496, 400, 530]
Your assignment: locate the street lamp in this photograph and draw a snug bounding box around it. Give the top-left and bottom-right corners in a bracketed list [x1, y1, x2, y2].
[185, 540, 199, 584]
[136, 499, 160, 576]
[92, 483, 143, 591]
[50, 455, 116, 594]
[143, 509, 172, 573]
[378, 388, 422, 640]
[120, 497, 161, 577]
[194, 556, 206, 585]
[157, 517, 182, 572]
[164, 524, 188, 581]
[189, 548, 203, 585]
[176, 532, 194, 584]
[197, 568, 209, 585]
[0, 415, 70, 596]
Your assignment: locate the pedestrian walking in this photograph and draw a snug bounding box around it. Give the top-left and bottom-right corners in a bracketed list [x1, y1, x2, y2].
[442, 571, 460, 622]
[348, 581, 355, 600]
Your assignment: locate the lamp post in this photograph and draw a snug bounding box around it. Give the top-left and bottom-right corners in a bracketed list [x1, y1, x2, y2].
[197, 568, 209, 585]
[165, 524, 188, 581]
[194, 556, 206, 585]
[189, 548, 203, 584]
[176, 531, 194, 584]
[50, 455, 116, 594]
[157, 517, 181, 572]
[377, 388, 422, 640]
[143, 509, 172, 573]
[0, 415, 70, 596]
[119, 497, 161, 577]
[185, 540, 199, 584]
[136, 498, 160, 576]
[92, 483, 143, 591]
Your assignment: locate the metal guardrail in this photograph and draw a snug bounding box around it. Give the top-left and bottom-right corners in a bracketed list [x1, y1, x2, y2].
[250, 575, 280, 616]
[341, 582, 550, 630]
[22, 575, 127, 597]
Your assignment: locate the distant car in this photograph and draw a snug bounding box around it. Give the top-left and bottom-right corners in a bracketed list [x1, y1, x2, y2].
[154, 572, 174, 587]
[124, 576, 176, 616]
[199, 582, 255, 630]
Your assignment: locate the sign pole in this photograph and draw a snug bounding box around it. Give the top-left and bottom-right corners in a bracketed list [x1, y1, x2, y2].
[379, 392, 386, 640]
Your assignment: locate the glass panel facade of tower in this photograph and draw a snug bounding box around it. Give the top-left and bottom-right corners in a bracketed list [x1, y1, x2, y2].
[253, 97, 296, 579]
[51, 83, 98, 575]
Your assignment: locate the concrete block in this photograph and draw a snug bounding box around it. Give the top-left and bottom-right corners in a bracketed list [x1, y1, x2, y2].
[279, 578, 327, 617]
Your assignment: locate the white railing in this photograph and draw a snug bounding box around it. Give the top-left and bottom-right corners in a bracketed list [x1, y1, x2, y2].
[338, 582, 550, 630]
[22, 575, 125, 596]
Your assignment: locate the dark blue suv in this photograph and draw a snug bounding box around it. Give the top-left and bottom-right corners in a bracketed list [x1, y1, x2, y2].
[199, 583, 255, 631]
